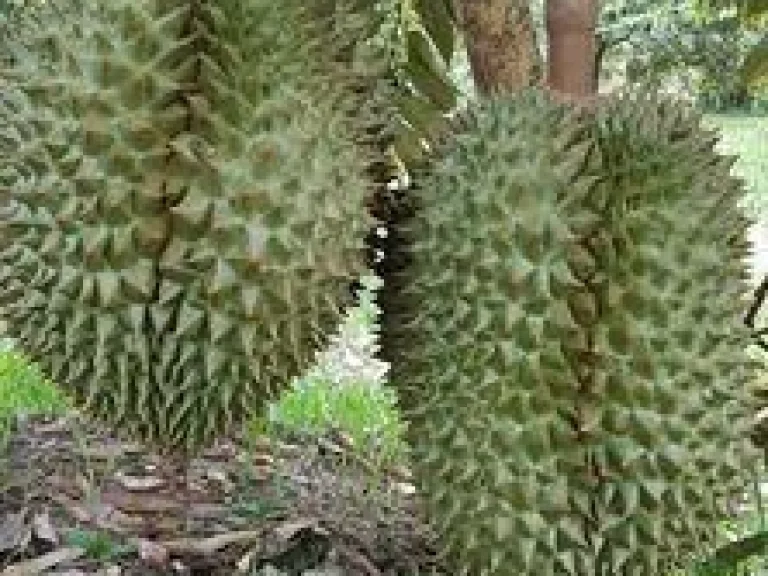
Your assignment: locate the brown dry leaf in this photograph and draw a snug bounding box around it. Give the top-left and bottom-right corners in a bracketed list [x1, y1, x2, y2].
[113, 472, 166, 492]
[248, 464, 273, 482]
[201, 442, 238, 462]
[315, 438, 343, 457]
[98, 487, 183, 515]
[75, 474, 99, 500]
[0, 412, 447, 574]
[49, 493, 93, 524]
[74, 445, 126, 461]
[274, 518, 321, 542]
[137, 538, 169, 568]
[393, 482, 416, 496]
[30, 417, 71, 435]
[251, 453, 273, 467]
[0, 546, 85, 576]
[388, 464, 413, 482]
[333, 541, 381, 576]
[248, 435, 272, 453]
[45, 475, 85, 501]
[0, 508, 29, 553]
[236, 548, 257, 573]
[31, 510, 59, 545]
[203, 467, 233, 493]
[159, 529, 262, 556]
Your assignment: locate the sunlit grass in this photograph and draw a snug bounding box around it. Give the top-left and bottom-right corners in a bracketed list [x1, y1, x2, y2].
[704, 114, 768, 222]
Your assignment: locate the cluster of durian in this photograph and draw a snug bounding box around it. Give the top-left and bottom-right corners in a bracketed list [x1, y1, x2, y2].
[0, 0, 762, 573]
[385, 88, 761, 575]
[0, 0, 378, 456]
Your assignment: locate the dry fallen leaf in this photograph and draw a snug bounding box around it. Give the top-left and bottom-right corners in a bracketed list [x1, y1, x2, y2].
[0, 546, 85, 576]
[159, 529, 262, 556]
[0, 508, 29, 553]
[137, 538, 169, 568]
[31, 510, 59, 545]
[274, 518, 321, 541]
[394, 482, 416, 496]
[113, 471, 166, 492]
[49, 493, 92, 524]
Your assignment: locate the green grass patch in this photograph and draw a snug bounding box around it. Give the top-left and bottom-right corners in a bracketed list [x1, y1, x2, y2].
[63, 528, 136, 562]
[246, 375, 408, 467]
[0, 347, 71, 445]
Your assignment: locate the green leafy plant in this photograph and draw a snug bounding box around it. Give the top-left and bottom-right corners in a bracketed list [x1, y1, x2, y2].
[0, 348, 71, 449]
[63, 528, 136, 562]
[0, 349, 71, 417]
[246, 375, 408, 469]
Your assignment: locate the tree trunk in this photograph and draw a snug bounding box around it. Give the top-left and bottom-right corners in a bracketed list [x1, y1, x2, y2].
[456, 0, 543, 94]
[545, 0, 601, 107]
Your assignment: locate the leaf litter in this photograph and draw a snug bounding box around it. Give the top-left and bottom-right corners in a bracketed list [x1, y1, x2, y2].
[0, 411, 448, 575]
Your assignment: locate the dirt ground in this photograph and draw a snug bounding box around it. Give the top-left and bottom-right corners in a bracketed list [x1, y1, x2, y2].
[0, 411, 448, 575]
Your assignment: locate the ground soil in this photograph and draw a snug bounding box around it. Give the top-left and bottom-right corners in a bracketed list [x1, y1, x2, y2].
[0, 411, 448, 575]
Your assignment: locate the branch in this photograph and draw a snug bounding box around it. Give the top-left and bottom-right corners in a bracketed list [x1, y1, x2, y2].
[746, 274, 768, 352]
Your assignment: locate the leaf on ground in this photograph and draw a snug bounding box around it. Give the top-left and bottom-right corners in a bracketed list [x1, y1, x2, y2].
[31, 510, 59, 545]
[1, 546, 85, 576]
[0, 508, 29, 553]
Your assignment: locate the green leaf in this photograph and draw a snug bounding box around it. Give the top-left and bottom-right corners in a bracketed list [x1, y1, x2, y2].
[699, 0, 768, 20]
[414, 0, 455, 64]
[696, 530, 768, 572]
[392, 125, 429, 168]
[742, 0, 768, 19]
[393, 92, 449, 142]
[740, 35, 768, 86]
[405, 30, 457, 113]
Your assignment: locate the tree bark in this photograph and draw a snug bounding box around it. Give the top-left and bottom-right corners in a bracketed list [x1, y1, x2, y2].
[545, 0, 601, 107]
[456, 0, 543, 94]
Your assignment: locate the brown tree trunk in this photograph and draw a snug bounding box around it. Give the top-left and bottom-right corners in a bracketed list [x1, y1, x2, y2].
[456, 0, 543, 94]
[545, 0, 601, 108]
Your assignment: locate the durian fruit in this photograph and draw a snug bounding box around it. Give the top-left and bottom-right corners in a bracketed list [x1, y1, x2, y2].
[307, 0, 402, 304]
[385, 87, 761, 575]
[569, 90, 761, 573]
[0, 0, 376, 457]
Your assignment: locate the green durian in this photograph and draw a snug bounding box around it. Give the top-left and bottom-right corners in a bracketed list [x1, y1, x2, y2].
[385, 87, 760, 575]
[0, 0, 376, 457]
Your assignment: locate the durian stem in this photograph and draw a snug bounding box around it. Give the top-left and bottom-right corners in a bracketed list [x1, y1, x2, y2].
[746, 273, 768, 351]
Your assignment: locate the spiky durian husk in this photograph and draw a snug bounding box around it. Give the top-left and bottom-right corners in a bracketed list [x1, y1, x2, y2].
[385, 87, 760, 575]
[0, 0, 377, 457]
[581, 90, 761, 573]
[305, 0, 401, 285]
[386, 88, 609, 574]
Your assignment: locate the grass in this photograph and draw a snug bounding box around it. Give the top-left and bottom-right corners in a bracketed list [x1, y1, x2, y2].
[250, 376, 408, 467]
[703, 113, 768, 222]
[0, 345, 71, 447]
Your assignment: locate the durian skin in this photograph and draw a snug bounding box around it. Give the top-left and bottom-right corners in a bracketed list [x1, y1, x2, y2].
[385, 87, 761, 575]
[0, 1, 375, 457]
